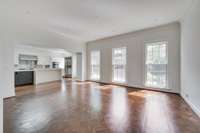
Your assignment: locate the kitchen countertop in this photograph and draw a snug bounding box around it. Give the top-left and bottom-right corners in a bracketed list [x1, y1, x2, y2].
[15, 68, 62, 72]
[34, 68, 62, 71]
[15, 69, 34, 72]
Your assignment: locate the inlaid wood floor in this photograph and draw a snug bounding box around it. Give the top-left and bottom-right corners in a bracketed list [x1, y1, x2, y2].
[4, 79, 200, 133]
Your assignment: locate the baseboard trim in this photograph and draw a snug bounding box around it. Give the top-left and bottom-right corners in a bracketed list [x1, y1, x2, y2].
[75, 80, 84, 82]
[87, 80, 179, 95]
[181, 94, 200, 118]
[3, 96, 16, 100]
[35, 80, 62, 85]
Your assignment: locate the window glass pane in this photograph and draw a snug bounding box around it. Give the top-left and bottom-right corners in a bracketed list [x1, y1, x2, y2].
[145, 42, 167, 88]
[112, 47, 126, 83]
[90, 51, 100, 80]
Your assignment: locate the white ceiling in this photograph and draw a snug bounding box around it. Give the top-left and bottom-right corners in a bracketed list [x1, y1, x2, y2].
[0, 0, 193, 51]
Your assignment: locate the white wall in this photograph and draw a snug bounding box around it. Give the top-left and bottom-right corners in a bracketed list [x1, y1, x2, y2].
[87, 23, 180, 93]
[0, 36, 15, 133]
[82, 44, 87, 81]
[15, 45, 51, 65]
[76, 53, 83, 81]
[0, 99, 2, 133]
[72, 53, 83, 81]
[0, 40, 4, 133]
[1, 42, 15, 98]
[72, 54, 77, 78]
[181, 0, 200, 117]
[14, 45, 71, 66]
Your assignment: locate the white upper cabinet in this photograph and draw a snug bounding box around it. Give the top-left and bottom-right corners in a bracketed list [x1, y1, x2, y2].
[14, 53, 19, 65]
[38, 56, 51, 65]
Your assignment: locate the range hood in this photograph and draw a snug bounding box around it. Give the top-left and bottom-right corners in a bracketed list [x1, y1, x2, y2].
[19, 54, 38, 61]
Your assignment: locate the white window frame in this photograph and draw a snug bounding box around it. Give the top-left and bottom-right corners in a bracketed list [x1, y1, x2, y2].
[112, 47, 127, 83]
[144, 41, 168, 89]
[90, 50, 100, 81]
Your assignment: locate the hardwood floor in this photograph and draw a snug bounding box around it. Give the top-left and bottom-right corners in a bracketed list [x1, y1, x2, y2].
[4, 79, 200, 133]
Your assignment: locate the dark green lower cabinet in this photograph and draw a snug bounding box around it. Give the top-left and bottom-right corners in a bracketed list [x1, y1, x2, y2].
[15, 71, 34, 86]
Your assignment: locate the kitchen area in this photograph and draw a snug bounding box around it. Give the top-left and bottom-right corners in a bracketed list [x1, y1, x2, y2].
[14, 45, 72, 87]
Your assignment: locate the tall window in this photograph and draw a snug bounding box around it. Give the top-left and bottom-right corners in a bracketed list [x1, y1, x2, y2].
[112, 47, 126, 83]
[145, 42, 168, 88]
[90, 51, 100, 80]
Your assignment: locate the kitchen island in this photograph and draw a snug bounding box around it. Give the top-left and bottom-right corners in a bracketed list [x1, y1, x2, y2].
[34, 68, 62, 85]
[15, 68, 62, 86]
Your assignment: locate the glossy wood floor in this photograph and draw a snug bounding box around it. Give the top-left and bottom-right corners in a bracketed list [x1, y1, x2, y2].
[4, 79, 200, 133]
